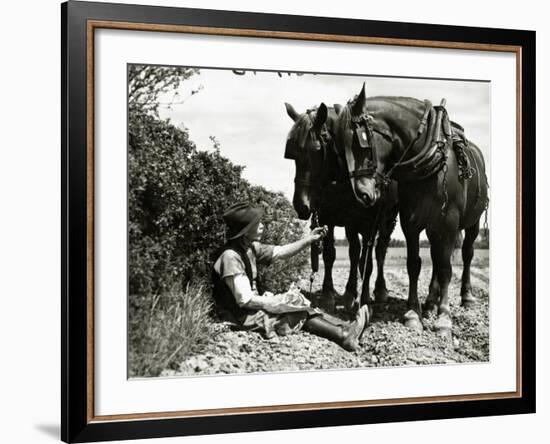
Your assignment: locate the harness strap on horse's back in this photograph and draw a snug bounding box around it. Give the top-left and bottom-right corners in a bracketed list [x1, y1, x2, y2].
[398, 109, 437, 169]
[417, 100, 432, 135]
[383, 99, 439, 182]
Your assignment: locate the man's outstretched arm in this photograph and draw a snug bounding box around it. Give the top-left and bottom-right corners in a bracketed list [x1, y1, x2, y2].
[271, 226, 327, 261]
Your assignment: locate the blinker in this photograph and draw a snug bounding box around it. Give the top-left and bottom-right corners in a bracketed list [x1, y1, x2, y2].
[356, 127, 370, 149]
[284, 139, 298, 159]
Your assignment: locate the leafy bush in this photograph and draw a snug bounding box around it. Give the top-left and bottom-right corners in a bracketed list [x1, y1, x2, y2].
[128, 65, 199, 116]
[129, 111, 307, 297]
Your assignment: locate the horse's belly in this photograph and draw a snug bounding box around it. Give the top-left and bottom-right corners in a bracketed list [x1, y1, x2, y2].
[398, 180, 438, 231]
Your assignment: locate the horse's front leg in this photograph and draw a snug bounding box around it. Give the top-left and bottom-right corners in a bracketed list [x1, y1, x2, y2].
[342, 227, 360, 312]
[321, 226, 338, 309]
[373, 210, 397, 303]
[359, 233, 374, 308]
[460, 221, 480, 308]
[402, 226, 423, 331]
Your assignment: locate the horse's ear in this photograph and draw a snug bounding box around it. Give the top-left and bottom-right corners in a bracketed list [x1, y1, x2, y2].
[352, 83, 366, 115]
[285, 102, 300, 122]
[314, 103, 328, 129]
[333, 104, 343, 115]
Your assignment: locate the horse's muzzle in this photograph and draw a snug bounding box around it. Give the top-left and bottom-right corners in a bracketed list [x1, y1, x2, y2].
[293, 199, 312, 220]
[360, 193, 377, 208]
[355, 179, 380, 208]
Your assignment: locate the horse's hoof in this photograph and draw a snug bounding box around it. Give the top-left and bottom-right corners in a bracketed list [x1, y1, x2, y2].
[423, 300, 438, 317]
[345, 300, 359, 314]
[461, 292, 477, 309]
[461, 299, 477, 309]
[342, 291, 358, 312]
[435, 313, 452, 339]
[320, 298, 336, 312]
[403, 310, 423, 331]
[374, 287, 389, 304]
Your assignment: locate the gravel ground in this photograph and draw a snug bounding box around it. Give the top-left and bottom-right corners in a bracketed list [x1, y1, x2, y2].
[163, 258, 489, 377]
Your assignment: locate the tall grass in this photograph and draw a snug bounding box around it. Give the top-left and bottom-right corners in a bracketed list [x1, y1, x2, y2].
[129, 280, 213, 377]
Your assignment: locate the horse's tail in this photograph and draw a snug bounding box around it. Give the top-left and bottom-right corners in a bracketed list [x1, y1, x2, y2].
[467, 142, 487, 174]
[465, 141, 490, 219]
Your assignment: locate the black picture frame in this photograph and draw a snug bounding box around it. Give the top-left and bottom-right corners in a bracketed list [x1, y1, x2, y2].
[61, 1, 536, 442]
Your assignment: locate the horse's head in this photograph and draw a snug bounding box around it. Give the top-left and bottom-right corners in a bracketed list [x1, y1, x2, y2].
[334, 83, 394, 208]
[284, 102, 332, 219]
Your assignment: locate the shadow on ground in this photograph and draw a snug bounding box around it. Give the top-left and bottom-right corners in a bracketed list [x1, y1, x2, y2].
[34, 424, 59, 440]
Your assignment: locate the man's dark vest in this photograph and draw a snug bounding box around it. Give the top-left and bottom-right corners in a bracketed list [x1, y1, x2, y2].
[212, 242, 256, 324]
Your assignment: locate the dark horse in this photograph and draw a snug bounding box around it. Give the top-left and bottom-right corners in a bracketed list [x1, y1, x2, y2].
[324, 84, 489, 336]
[284, 102, 398, 311]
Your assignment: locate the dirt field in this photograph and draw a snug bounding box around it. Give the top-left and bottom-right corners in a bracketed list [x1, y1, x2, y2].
[164, 247, 489, 377]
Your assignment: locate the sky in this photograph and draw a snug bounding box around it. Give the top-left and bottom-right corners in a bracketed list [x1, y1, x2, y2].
[159, 68, 491, 239]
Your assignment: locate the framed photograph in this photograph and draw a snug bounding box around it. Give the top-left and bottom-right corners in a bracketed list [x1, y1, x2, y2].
[62, 1, 535, 442]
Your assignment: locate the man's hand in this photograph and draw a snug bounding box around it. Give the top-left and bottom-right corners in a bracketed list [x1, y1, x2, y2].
[272, 225, 329, 261]
[310, 225, 329, 242]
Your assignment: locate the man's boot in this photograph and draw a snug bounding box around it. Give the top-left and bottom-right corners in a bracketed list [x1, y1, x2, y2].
[303, 305, 370, 352]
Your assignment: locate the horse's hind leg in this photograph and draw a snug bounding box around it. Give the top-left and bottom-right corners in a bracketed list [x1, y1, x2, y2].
[427, 220, 459, 339]
[424, 242, 441, 315]
[461, 220, 480, 308]
[343, 227, 361, 312]
[321, 226, 338, 309]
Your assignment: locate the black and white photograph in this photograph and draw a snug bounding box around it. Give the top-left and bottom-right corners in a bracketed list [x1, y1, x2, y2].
[128, 65, 491, 378]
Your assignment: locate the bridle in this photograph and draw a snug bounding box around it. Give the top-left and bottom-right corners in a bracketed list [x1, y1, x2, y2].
[341, 98, 434, 193]
[288, 110, 333, 193]
[344, 110, 393, 190]
[288, 106, 392, 200]
[338, 99, 400, 201]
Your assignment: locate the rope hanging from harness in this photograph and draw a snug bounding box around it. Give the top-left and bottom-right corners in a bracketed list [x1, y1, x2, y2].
[434, 99, 450, 214]
[359, 201, 385, 285]
[309, 210, 322, 295]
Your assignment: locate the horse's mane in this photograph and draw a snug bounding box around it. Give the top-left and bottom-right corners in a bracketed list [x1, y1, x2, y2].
[366, 96, 426, 114]
[368, 95, 424, 104]
[336, 95, 428, 138]
[335, 104, 352, 142]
